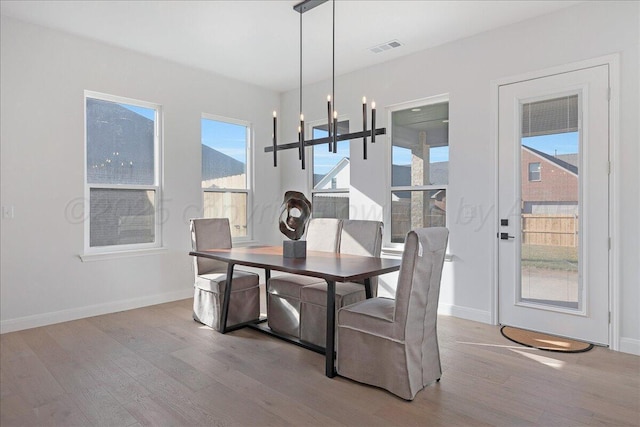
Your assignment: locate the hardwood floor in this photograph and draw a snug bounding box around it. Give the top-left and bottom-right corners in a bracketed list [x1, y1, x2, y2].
[1, 298, 639, 426]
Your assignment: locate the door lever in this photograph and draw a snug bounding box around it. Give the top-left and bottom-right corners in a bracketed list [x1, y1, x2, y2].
[499, 232, 515, 240]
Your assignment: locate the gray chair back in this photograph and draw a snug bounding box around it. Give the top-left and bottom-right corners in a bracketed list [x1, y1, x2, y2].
[393, 227, 448, 379]
[305, 218, 342, 252]
[339, 220, 383, 295]
[190, 218, 232, 275]
[339, 220, 383, 257]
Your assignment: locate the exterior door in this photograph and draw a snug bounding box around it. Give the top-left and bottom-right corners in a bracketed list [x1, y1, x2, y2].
[498, 65, 610, 345]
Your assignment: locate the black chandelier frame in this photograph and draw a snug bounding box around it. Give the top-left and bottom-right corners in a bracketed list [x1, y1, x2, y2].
[267, 0, 386, 169]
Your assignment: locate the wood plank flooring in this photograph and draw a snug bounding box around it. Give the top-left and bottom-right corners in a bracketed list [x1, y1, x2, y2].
[1, 298, 639, 426]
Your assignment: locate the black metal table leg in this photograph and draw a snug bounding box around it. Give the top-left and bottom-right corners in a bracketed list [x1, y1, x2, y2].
[264, 268, 271, 313]
[364, 277, 373, 299]
[325, 279, 336, 377]
[220, 262, 235, 334]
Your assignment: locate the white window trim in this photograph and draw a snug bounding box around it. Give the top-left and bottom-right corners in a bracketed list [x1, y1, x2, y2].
[201, 113, 253, 243]
[385, 94, 449, 249]
[83, 91, 163, 256]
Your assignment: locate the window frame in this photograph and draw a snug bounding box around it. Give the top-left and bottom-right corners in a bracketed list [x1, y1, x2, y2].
[201, 113, 253, 243]
[385, 95, 449, 249]
[83, 91, 163, 255]
[528, 162, 542, 181]
[308, 116, 351, 219]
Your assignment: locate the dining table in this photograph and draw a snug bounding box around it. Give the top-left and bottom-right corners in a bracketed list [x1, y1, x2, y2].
[189, 245, 402, 377]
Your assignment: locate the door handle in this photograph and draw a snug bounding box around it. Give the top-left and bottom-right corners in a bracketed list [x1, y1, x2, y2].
[498, 232, 515, 240]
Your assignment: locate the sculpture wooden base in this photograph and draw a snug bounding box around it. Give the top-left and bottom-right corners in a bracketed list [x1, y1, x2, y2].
[283, 240, 306, 258]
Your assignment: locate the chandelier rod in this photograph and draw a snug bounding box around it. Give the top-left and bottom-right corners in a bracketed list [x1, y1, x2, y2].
[268, 0, 385, 164]
[298, 9, 305, 168]
[265, 128, 386, 152]
[293, 0, 327, 14]
[331, 0, 337, 153]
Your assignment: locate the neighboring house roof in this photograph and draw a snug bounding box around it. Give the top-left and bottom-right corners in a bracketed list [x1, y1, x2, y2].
[201, 144, 245, 182]
[86, 99, 155, 185]
[87, 99, 244, 185]
[314, 157, 350, 189]
[522, 145, 578, 175]
[556, 153, 578, 168]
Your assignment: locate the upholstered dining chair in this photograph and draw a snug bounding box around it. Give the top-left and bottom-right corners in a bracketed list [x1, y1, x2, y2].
[191, 218, 260, 331]
[299, 220, 384, 347]
[336, 227, 449, 400]
[266, 218, 342, 338]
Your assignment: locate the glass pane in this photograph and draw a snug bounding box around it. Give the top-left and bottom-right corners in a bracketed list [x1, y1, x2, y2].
[312, 121, 349, 188]
[392, 102, 448, 187]
[528, 162, 541, 181]
[203, 192, 247, 238]
[520, 97, 580, 310]
[312, 192, 349, 219]
[390, 189, 446, 243]
[89, 189, 155, 247]
[86, 98, 155, 185]
[201, 119, 247, 190]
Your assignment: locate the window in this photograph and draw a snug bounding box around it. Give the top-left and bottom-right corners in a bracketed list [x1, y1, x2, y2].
[201, 115, 251, 240]
[311, 120, 350, 219]
[528, 162, 541, 181]
[389, 98, 448, 244]
[85, 92, 161, 252]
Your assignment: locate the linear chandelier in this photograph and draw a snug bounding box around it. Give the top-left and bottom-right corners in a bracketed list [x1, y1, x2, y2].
[266, 0, 386, 169]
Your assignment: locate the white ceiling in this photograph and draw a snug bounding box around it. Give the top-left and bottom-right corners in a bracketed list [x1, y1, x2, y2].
[1, 0, 581, 93]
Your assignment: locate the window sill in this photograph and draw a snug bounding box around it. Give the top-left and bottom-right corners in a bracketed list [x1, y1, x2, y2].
[381, 247, 405, 257]
[79, 247, 168, 262]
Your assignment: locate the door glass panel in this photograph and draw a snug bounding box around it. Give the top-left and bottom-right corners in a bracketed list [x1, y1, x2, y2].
[519, 95, 580, 310]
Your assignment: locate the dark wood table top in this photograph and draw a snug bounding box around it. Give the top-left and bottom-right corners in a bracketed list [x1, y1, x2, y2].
[189, 245, 401, 283]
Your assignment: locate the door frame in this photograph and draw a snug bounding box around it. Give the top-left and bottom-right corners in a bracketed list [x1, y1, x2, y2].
[490, 54, 620, 350]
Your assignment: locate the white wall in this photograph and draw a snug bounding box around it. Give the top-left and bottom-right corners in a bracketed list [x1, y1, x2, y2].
[278, 1, 639, 353]
[0, 16, 282, 332]
[2, 2, 638, 355]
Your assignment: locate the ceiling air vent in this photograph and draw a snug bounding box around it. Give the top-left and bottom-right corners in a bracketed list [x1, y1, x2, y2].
[369, 40, 403, 54]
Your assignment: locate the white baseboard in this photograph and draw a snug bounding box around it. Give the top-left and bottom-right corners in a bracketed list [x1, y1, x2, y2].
[438, 303, 492, 324]
[0, 288, 193, 334]
[619, 337, 640, 356]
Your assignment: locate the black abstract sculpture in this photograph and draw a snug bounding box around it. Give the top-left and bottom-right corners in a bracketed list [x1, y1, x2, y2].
[279, 191, 312, 240]
[279, 191, 312, 258]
